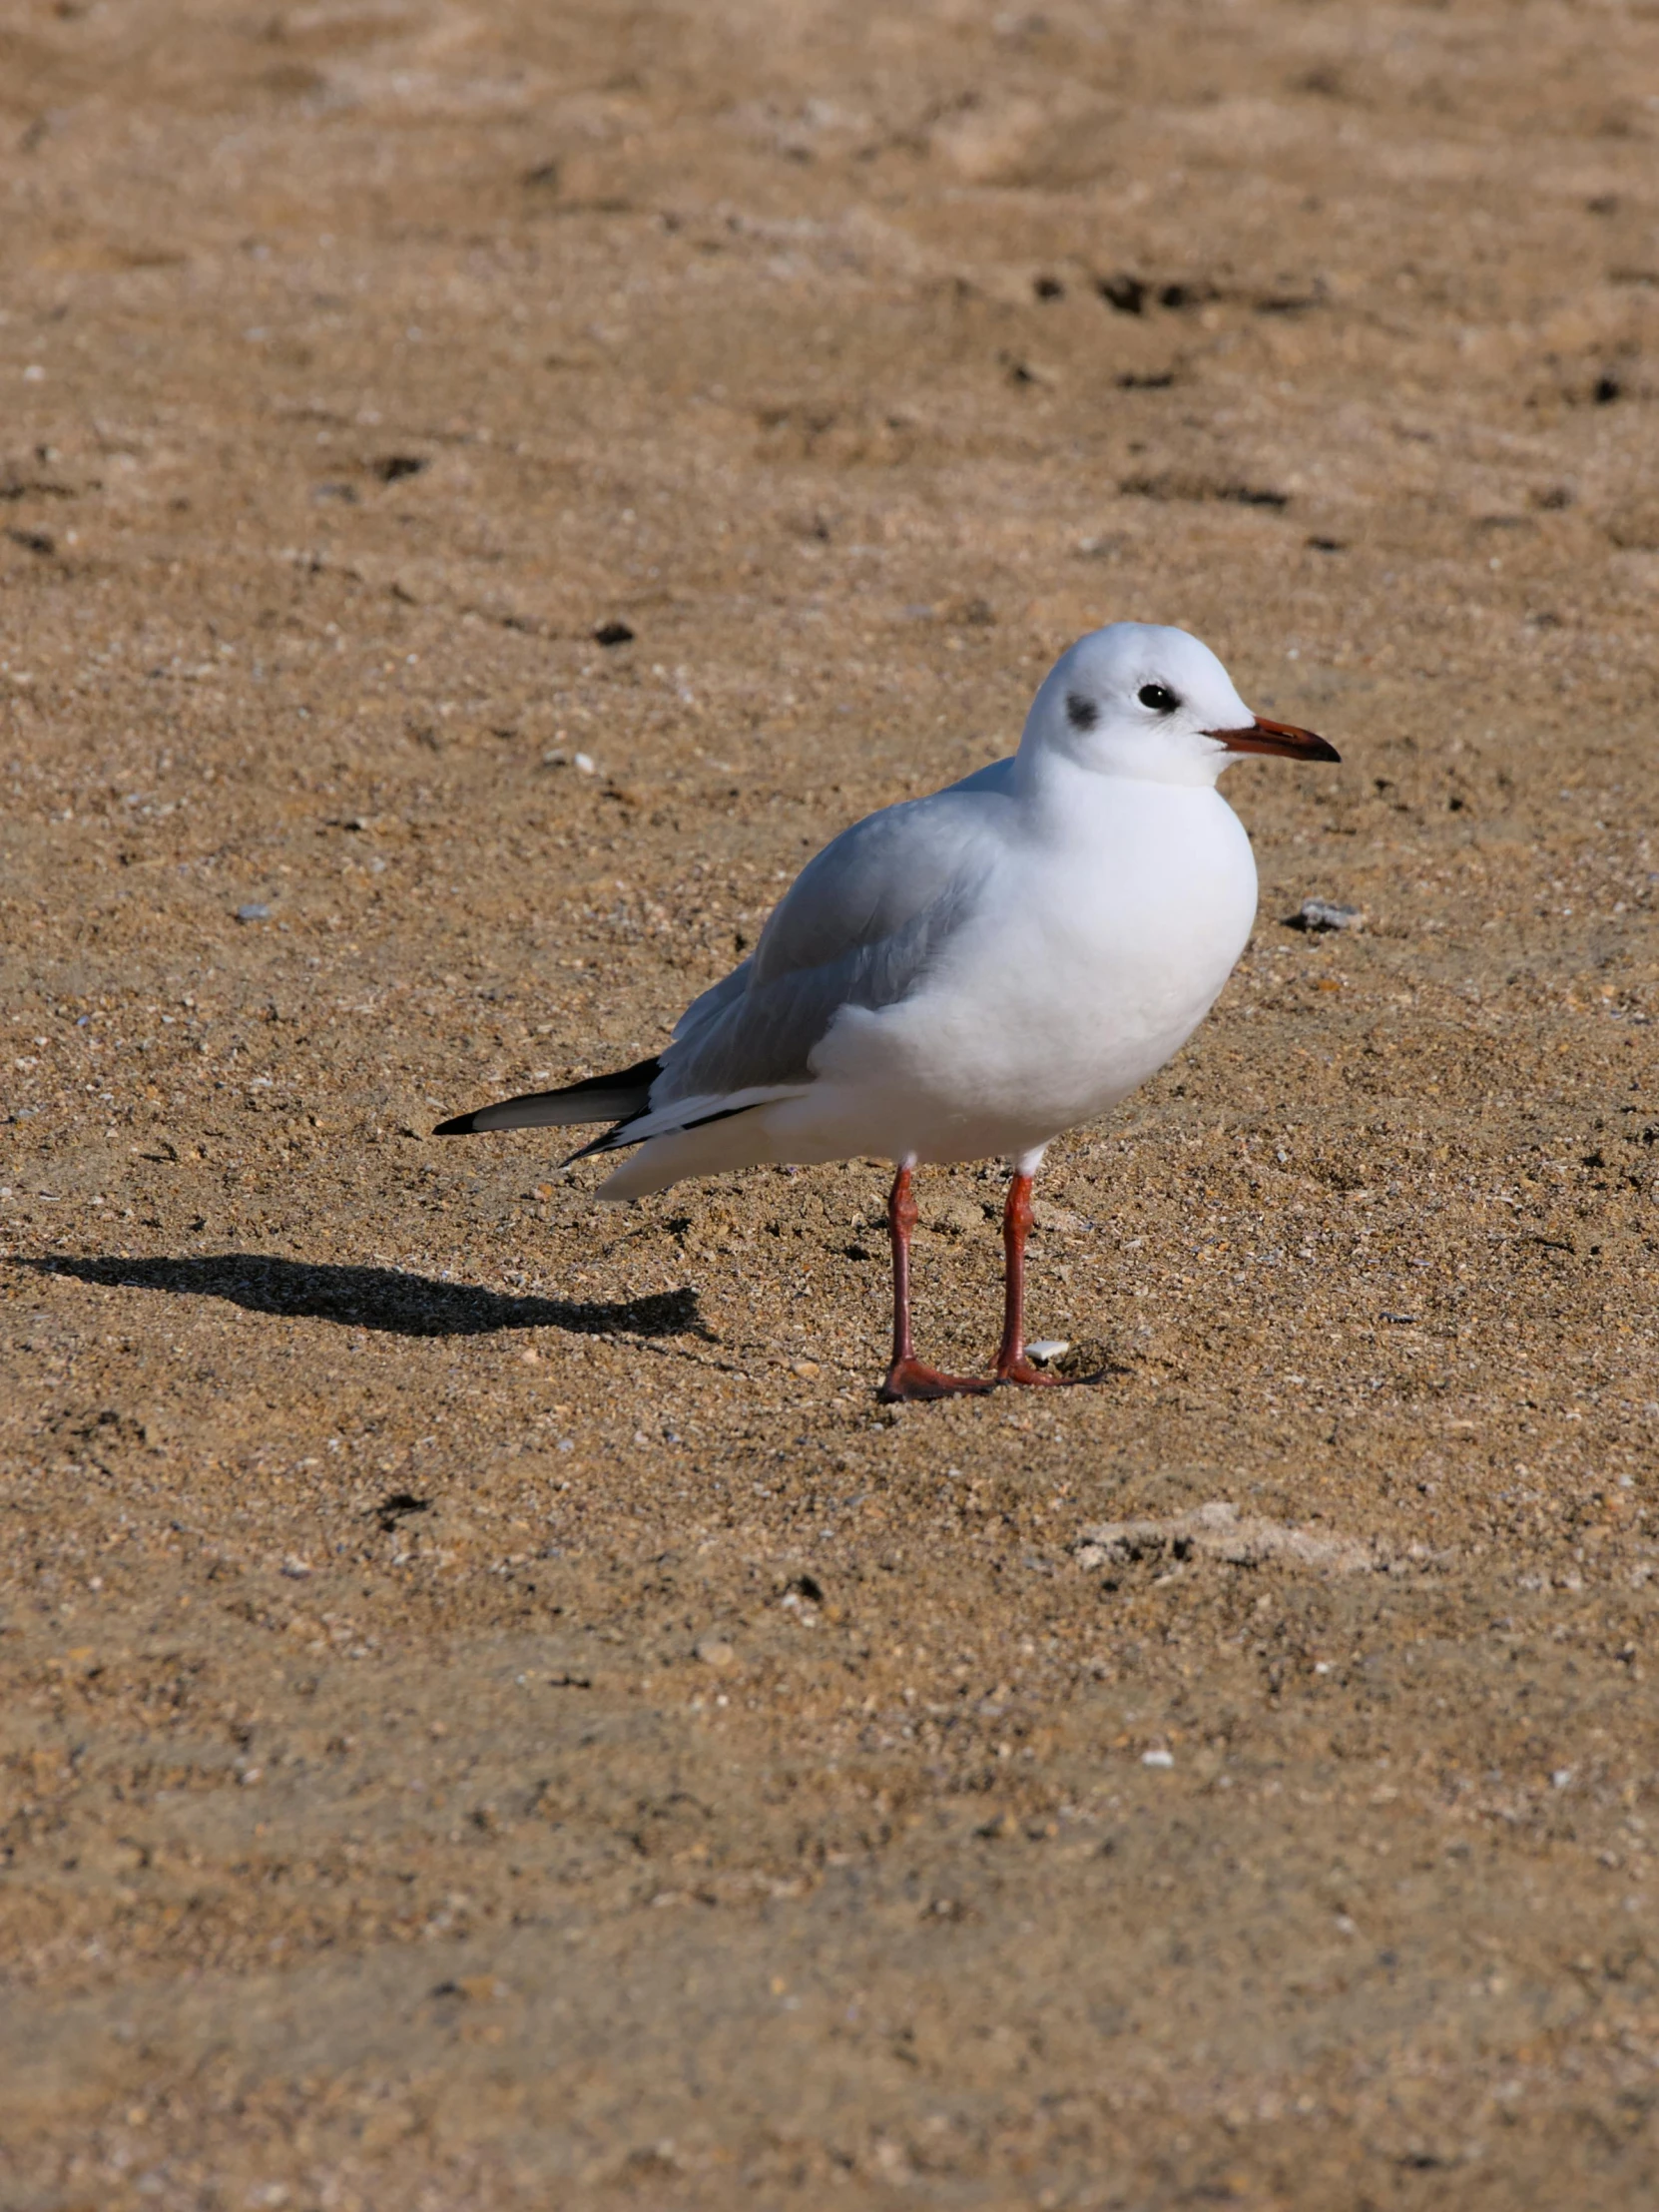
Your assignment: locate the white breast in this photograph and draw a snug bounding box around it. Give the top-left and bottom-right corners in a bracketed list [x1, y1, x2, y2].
[808, 772, 1257, 1159]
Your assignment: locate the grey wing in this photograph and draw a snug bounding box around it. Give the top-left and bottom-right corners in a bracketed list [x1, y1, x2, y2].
[670, 956, 753, 1051]
[652, 764, 1013, 1110]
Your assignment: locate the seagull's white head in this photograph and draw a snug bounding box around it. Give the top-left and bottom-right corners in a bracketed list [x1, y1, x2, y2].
[1020, 622, 1339, 789]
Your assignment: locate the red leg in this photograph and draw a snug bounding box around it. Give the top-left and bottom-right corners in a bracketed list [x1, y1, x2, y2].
[994, 1169, 1065, 1386]
[877, 1162, 994, 1402]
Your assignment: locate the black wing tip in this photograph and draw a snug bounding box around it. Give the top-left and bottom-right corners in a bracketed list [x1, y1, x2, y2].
[561, 1116, 648, 1166]
[431, 1054, 666, 1142]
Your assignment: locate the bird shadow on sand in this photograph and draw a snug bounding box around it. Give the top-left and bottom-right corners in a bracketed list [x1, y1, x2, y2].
[12, 1253, 713, 1342]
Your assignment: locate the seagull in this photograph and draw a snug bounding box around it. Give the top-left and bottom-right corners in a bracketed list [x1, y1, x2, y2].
[435, 623, 1339, 1399]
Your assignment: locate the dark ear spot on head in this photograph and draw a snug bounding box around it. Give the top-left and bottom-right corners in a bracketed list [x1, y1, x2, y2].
[1066, 692, 1099, 733]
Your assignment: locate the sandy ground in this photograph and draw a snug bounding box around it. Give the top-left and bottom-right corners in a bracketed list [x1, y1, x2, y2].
[2, 1, 1659, 2205]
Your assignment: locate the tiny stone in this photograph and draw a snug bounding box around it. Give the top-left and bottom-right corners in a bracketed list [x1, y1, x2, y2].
[1142, 1748, 1175, 1769]
[574, 752, 597, 775]
[1026, 1339, 1070, 1366]
[457, 1973, 510, 2002]
[1289, 897, 1363, 932]
[236, 901, 272, 922]
[695, 1638, 736, 1669]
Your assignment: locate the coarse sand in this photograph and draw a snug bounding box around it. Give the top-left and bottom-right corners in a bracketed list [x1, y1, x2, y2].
[2, 3, 1658, 2206]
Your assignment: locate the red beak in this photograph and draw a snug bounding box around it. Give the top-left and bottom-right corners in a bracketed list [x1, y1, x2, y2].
[1208, 715, 1341, 763]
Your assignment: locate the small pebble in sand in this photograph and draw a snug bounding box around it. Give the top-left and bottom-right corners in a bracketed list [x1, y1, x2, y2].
[236, 901, 272, 923]
[695, 1639, 736, 1669]
[1289, 897, 1363, 932]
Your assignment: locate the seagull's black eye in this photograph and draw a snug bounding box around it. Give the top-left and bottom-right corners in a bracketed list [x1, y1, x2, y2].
[1138, 683, 1180, 714]
[1065, 692, 1099, 733]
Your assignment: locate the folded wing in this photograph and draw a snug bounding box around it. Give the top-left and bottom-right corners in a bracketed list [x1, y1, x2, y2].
[641, 764, 1014, 1111]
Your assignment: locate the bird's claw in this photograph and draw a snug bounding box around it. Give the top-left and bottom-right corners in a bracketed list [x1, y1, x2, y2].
[994, 1356, 1068, 1386]
[878, 1359, 996, 1402]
